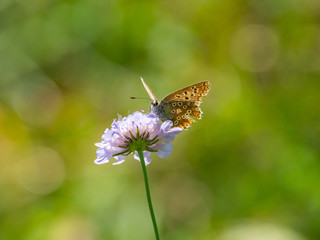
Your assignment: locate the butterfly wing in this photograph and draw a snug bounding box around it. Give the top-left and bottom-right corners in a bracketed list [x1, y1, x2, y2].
[162, 81, 210, 103]
[159, 81, 210, 129]
[141, 77, 157, 101]
[159, 101, 202, 129]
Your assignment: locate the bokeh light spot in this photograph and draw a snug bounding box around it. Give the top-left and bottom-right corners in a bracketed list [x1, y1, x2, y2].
[231, 24, 279, 72]
[49, 216, 96, 240]
[217, 222, 306, 240]
[15, 147, 65, 195]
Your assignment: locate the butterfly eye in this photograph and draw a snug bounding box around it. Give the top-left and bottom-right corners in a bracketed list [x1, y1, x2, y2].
[152, 101, 158, 106]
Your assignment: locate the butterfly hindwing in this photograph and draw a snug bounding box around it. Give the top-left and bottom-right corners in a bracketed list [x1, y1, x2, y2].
[159, 101, 204, 129]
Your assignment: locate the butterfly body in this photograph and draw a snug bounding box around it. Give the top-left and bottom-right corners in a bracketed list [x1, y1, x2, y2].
[141, 78, 210, 129]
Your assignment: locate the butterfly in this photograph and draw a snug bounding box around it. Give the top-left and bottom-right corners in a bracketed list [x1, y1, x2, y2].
[140, 78, 210, 129]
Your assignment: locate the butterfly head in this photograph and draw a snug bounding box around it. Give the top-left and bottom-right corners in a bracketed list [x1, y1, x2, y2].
[150, 99, 160, 113]
[151, 100, 159, 107]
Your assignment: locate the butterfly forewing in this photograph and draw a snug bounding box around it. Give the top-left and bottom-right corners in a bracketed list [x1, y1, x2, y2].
[162, 81, 210, 103]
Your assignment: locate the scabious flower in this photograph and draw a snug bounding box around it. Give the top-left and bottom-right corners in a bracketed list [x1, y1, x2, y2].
[95, 111, 182, 165]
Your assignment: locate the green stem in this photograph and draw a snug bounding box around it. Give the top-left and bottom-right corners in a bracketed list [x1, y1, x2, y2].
[137, 149, 160, 240]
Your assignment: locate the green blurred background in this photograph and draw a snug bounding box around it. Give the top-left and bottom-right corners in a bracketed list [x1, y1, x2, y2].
[1, 0, 320, 239]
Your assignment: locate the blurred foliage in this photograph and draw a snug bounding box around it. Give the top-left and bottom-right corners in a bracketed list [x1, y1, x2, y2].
[1, 0, 320, 239]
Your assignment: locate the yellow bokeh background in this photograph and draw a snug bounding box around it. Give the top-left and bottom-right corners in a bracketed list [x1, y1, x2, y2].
[1, 0, 320, 239]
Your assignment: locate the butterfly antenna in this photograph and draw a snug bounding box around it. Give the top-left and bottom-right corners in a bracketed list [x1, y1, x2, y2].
[130, 97, 151, 100]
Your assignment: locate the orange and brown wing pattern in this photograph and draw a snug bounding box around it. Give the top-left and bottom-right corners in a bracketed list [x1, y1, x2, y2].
[162, 81, 210, 103]
[160, 101, 206, 129]
[159, 81, 210, 129]
[154, 81, 210, 129]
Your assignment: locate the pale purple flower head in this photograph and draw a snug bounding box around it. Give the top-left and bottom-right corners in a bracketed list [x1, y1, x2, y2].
[95, 111, 182, 165]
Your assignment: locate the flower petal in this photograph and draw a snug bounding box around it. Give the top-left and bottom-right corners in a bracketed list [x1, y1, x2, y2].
[161, 120, 173, 131]
[94, 156, 110, 164]
[95, 142, 106, 148]
[134, 151, 152, 165]
[113, 155, 126, 165]
[156, 143, 173, 158]
[160, 127, 183, 143]
[168, 127, 183, 135]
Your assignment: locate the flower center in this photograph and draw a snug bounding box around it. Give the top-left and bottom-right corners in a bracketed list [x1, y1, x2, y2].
[113, 127, 159, 157]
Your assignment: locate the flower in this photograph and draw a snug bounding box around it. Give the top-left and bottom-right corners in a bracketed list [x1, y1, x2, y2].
[95, 111, 182, 165]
